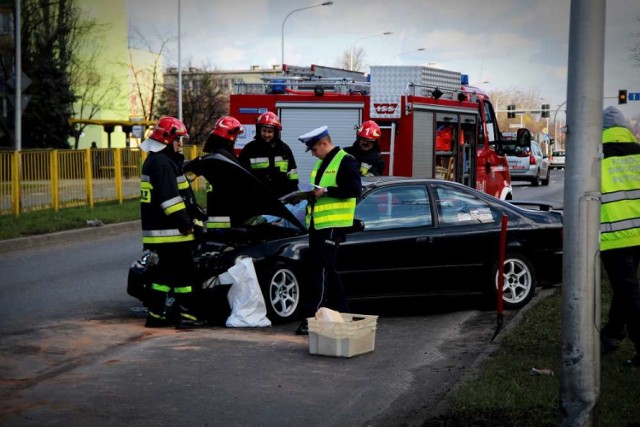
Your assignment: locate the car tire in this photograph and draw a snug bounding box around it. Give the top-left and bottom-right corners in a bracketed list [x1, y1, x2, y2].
[531, 171, 541, 187]
[541, 168, 550, 186]
[489, 254, 537, 310]
[260, 261, 303, 323]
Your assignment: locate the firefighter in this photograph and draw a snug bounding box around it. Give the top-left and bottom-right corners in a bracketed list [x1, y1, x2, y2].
[197, 115, 244, 231]
[295, 126, 361, 335]
[344, 120, 385, 177]
[599, 106, 640, 366]
[238, 111, 299, 198]
[139, 116, 205, 329]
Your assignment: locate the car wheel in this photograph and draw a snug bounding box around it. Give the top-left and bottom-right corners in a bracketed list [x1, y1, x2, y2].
[541, 168, 550, 186]
[531, 171, 541, 187]
[490, 254, 536, 310]
[261, 261, 303, 323]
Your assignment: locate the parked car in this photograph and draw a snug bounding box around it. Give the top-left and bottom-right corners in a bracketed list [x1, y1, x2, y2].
[550, 150, 566, 170]
[128, 154, 564, 324]
[505, 140, 551, 186]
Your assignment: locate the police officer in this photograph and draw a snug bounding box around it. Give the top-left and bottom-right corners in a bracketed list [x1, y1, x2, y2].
[295, 126, 361, 335]
[239, 111, 299, 198]
[344, 120, 385, 176]
[140, 116, 204, 329]
[600, 106, 640, 366]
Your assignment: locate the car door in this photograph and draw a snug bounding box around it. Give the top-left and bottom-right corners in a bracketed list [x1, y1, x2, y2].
[424, 182, 504, 294]
[337, 184, 442, 298]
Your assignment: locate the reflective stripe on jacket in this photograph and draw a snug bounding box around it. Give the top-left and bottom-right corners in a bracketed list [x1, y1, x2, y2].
[140, 151, 195, 245]
[306, 149, 357, 229]
[600, 126, 640, 251]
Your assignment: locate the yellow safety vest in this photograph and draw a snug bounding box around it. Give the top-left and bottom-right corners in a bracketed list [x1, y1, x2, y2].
[306, 150, 356, 229]
[600, 126, 640, 251]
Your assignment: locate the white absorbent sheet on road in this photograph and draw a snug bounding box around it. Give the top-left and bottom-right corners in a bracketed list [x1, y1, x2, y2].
[221, 257, 272, 328]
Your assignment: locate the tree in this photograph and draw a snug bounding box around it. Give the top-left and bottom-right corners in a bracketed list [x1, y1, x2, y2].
[158, 64, 229, 146]
[128, 26, 174, 123]
[336, 46, 366, 71]
[18, 0, 88, 149]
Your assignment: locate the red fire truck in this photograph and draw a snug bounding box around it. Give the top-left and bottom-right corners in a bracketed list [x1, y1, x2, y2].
[230, 65, 512, 200]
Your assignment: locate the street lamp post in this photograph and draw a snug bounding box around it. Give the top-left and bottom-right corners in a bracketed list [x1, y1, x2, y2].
[389, 48, 426, 63]
[350, 32, 392, 71]
[281, 2, 333, 70]
[177, 0, 182, 121]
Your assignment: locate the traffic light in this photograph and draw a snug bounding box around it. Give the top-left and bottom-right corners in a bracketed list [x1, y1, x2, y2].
[541, 104, 550, 118]
[507, 104, 516, 119]
[618, 90, 627, 105]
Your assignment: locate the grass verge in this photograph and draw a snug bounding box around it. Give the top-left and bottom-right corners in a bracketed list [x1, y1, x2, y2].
[431, 282, 640, 426]
[0, 199, 141, 240]
[0, 191, 207, 240]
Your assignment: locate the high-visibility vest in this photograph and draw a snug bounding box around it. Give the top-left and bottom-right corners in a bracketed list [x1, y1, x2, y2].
[306, 150, 356, 229]
[600, 126, 640, 251]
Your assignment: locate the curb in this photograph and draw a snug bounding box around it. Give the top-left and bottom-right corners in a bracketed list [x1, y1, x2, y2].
[425, 287, 558, 419]
[0, 221, 141, 255]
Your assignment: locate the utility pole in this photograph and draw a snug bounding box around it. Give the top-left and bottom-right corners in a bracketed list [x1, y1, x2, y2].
[560, 0, 605, 424]
[14, 0, 21, 151]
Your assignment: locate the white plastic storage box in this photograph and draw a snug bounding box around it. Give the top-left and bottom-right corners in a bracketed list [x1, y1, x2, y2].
[308, 313, 379, 358]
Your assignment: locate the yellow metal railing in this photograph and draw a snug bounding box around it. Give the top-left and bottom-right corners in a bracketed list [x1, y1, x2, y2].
[0, 145, 203, 216]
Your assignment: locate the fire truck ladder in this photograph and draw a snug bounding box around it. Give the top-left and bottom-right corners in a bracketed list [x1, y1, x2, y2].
[234, 76, 371, 96]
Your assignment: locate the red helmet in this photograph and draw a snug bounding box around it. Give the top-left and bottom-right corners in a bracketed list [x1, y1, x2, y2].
[256, 111, 282, 130]
[148, 116, 189, 145]
[211, 116, 244, 142]
[357, 120, 381, 141]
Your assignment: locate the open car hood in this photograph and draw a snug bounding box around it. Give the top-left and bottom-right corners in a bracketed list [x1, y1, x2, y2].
[184, 153, 307, 231]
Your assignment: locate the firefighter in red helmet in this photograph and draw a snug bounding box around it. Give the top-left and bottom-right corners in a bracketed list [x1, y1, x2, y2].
[344, 120, 385, 176]
[239, 111, 299, 198]
[186, 116, 244, 232]
[139, 116, 206, 329]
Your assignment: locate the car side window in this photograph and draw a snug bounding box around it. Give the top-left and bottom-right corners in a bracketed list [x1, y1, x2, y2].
[434, 184, 498, 226]
[356, 185, 432, 230]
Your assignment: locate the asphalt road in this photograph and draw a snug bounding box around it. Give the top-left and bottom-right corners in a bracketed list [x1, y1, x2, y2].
[0, 224, 529, 426]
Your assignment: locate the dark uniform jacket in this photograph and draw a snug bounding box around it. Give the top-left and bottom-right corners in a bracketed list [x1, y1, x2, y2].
[344, 142, 385, 176]
[238, 138, 299, 197]
[187, 140, 242, 230]
[140, 150, 197, 248]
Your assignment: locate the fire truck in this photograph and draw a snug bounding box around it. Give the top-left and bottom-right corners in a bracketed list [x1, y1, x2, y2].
[230, 64, 512, 200]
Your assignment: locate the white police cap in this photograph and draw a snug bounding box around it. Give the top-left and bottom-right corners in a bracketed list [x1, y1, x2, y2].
[298, 126, 329, 152]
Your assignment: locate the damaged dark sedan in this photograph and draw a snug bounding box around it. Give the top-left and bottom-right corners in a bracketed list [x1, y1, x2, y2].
[128, 153, 563, 323]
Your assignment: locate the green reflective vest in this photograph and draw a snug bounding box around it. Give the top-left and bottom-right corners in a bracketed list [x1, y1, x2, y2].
[306, 150, 357, 229]
[600, 126, 640, 251]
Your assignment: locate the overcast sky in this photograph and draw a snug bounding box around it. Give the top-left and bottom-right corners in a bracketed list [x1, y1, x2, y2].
[127, 0, 640, 119]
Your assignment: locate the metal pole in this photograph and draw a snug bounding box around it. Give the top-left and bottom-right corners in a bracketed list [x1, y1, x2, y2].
[281, 2, 333, 71]
[349, 32, 392, 71]
[560, 0, 605, 424]
[554, 101, 568, 149]
[14, 0, 21, 151]
[177, 0, 182, 121]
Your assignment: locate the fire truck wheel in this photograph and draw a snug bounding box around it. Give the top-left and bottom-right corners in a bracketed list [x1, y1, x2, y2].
[261, 261, 303, 323]
[490, 254, 536, 310]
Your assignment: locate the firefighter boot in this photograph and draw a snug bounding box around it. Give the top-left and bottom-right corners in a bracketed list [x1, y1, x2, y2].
[175, 304, 206, 330]
[145, 292, 173, 328]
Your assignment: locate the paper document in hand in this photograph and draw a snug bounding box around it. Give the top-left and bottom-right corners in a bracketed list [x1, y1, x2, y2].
[279, 183, 321, 204]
